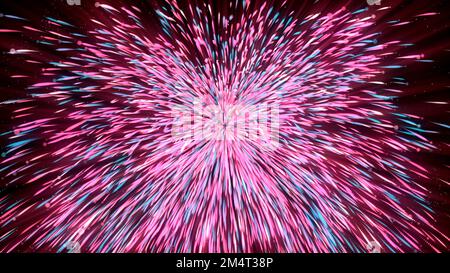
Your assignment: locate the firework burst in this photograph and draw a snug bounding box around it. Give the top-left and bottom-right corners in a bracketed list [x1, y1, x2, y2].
[0, 0, 449, 252]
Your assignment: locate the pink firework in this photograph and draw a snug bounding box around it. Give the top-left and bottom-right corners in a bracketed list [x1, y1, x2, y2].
[0, 0, 449, 253]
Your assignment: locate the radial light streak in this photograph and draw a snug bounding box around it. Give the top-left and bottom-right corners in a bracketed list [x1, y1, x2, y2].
[0, 0, 449, 253]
